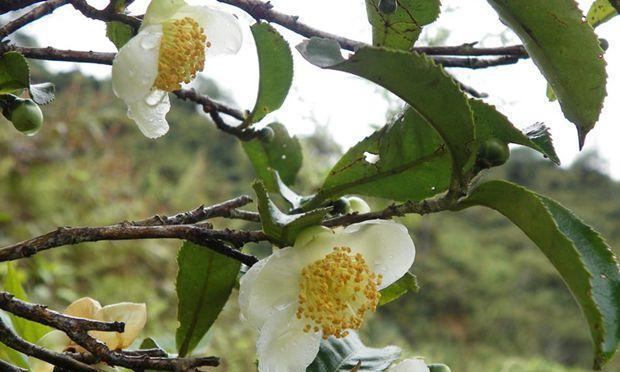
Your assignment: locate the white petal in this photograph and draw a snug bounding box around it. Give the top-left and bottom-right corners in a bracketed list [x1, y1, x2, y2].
[30, 330, 71, 372]
[388, 359, 430, 372]
[64, 297, 102, 319]
[238, 257, 270, 323]
[112, 25, 162, 102]
[238, 247, 303, 329]
[256, 305, 321, 372]
[143, 0, 187, 27]
[90, 303, 147, 350]
[339, 220, 415, 289]
[174, 5, 243, 56]
[126, 91, 170, 139]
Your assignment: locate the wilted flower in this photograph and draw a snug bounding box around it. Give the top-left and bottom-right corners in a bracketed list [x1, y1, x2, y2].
[112, 0, 242, 138]
[30, 297, 146, 372]
[239, 220, 416, 372]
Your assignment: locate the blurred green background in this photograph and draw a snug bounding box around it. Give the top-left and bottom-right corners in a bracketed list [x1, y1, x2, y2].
[1, 60, 619, 372]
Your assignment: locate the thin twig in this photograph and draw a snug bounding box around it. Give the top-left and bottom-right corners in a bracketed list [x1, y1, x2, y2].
[0, 0, 70, 39]
[0, 357, 27, 372]
[174, 88, 246, 122]
[0, 224, 262, 265]
[69, 0, 140, 30]
[414, 44, 528, 57]
[10, 45, 115, 64]
[129, 195, 254, 226]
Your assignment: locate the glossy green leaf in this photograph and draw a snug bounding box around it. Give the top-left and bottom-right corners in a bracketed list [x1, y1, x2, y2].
[307, 330, 401, 371]
[0, 52, 30, 94]
[248, 22, 294, 123]
[487, 0, 607, 148]
[271, 170, 308, 210]
[458, 180, 620, 369]
[29, 82, 55, 105]
[469, 99, 560, 164]
[297, 38, 475, 178]
[175, 242, 240, 357]
[379, 272, 419, 306]
[253, 181, 328, 246]
[106, 21, 135, 50]
[587, 0, 620, 28]
[366, 0, 441, 50]
[302, 107, 451, 210]
[1, 263, 51, 343]
[242, 122, 302, 191]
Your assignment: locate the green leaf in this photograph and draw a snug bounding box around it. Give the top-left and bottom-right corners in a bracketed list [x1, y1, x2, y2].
[587, 0, 620, 28]
[175, 242, 240, 357]
[248, 22, 294, 124]
[253, 181, 329, 246]
[297, 39, 475, 178]
[458, 180, 620, 369]
[365, 0, 441, 50]
[302, 107, 451, 210]
[0, 52, 30, 94]
[139, 337, 167, 372]
[106, 21, 135, 50]
[307, 331, 401, 372]
[271, 170, 308, 210]
[1, 263, 51, 343]
[379, 272, 419, 306]
[487, 0, 607, 148]
[469, 99, 560, 164]
[242, 122, 302, 191]
[29, 82, 55, 105]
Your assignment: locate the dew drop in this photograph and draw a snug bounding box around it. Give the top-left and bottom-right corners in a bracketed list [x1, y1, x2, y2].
[600, 273, 608, 280]
[281, 155, 287, 160]
[145, 90, 166, 106]
[140, 34, 160, 50]
[431, 186, 436, 191]
[363, 152, 380, 164]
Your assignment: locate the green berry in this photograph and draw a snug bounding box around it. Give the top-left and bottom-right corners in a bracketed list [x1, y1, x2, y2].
[3, 97, 43, 136]
[428, 363, 452, 372]
[599, 38, 609, 51]
[476, 138, 510, 169]
[378, 0, 398, 14]
[331, 198, 350, 215]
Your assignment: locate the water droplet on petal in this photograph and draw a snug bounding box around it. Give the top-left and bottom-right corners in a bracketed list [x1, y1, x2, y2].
[140, 34, 160, 50]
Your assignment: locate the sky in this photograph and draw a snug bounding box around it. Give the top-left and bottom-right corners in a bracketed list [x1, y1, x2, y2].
[11, 0, 620, 179]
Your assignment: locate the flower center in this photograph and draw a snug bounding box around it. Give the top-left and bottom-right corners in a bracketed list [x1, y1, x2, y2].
[297, 246, 382, 339]
[154, 17, 207, 92]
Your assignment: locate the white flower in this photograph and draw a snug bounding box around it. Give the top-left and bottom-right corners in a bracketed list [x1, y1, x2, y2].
[238, 220, 416, 372]
[388, 358, 430, 372]
[30, 297, 147, 372]
[112, 0, 242, 138]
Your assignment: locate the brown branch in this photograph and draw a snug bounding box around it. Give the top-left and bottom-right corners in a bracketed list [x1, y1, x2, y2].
[208, 110, 259, 141]
[0, 293, 125, 333]
[10, 45, 115, 64]
[0, 0, 70, 39]
[414, 44, 528, 57]
[323, 193, 458, 227]
[0, 318, 98, 372]
[0, 357, 27, 372]
[174, 88, 246, 122]
[0, 0, 45, 15]
[69, 0, 140, 30]
[0, 293, 219, 371]
[434, 55, 524, 69]
[129, 195, 254, 226]
[0, 224, 262, 265]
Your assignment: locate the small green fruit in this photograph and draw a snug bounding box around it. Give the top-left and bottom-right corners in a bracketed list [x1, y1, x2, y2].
[258, 126, 275, 143]
[378, 0, 398, 14]
[331, 198, 350, 215]
[428, 363, 452, 372]
[3, 97, 43, 136]
[600, 38, 609, 51]
[476, 138, 510, 169]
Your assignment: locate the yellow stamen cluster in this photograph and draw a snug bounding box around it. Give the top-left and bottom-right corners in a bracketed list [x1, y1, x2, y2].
[154, 17, 207, 92]
[297, 246, 382, 339]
